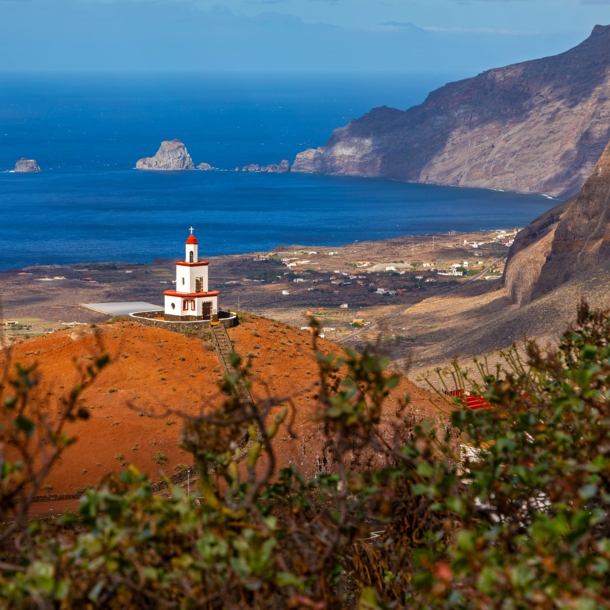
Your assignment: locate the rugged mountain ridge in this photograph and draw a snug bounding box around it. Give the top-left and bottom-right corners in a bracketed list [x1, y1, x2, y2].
[293, 25, 610, 198]
[504, 137, 610, 304]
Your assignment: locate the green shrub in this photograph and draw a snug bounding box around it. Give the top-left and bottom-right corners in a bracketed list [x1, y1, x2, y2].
[3, 304, 610, 609]
[152, 451, 168, 465]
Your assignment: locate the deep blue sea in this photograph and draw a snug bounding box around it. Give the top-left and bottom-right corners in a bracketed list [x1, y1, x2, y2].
[0, 73, 556, 271]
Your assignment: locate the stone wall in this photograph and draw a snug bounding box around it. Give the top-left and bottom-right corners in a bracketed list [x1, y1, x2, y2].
[164, 313, 209, 322]
[129, 310, 238, 334]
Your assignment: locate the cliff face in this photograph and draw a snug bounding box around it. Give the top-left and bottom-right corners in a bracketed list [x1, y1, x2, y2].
[136, 140, 195, 171]
[503, 199, 572, 304]
[14, 159, 40, 173]
[504, 137, 610, 303]
[293, 25, 610, 198]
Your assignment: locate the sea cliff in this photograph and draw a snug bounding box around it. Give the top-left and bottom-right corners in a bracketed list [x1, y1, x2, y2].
[293, 25, 610, 198]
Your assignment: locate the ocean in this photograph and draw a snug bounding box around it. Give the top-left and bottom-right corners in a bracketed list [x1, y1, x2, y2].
[0, 73, 556, 271]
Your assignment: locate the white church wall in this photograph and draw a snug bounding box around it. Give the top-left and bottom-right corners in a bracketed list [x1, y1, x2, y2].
[185, 243, 199, 264]
[164, 295, 183, 316]
[176, 266, 190, 292]
[190, 266, 208, 293]
[173, 265, 210, 294]
[163, 231, 220, 321]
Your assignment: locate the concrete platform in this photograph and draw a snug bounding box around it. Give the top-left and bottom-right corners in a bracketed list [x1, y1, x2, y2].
[81, 302, 164, 316]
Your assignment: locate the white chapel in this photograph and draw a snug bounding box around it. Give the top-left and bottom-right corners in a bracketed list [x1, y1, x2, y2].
[163, 228, 220, 321]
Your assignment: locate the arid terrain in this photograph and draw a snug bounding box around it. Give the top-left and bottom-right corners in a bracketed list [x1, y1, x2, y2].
[0, 227, 512, 345]
[6, 137, 610, 499]
[0, 315, 439, 495]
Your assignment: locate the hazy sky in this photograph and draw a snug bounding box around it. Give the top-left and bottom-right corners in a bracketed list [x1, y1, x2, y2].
[2, 0, 610, 72]
[201, 0, 610, 34]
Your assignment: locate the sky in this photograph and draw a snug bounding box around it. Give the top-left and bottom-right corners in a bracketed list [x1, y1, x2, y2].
[198, 0, 610, 34]
[1, 0, 610, 72]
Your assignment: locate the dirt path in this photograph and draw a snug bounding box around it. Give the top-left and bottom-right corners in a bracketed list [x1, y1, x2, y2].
[28, 499, 80, 516]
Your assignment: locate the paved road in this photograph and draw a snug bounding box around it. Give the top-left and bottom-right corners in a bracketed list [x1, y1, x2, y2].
[341, 254, 507, 345]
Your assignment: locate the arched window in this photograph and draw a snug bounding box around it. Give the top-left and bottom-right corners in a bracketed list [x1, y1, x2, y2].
[183, 300, 188, 311]
[190, 300, 195, 311]
[189, 251, 194, 263]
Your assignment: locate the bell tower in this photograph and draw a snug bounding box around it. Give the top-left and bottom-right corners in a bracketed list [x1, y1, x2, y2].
[163, 228, 220, 322]
[186, 227, 198, 263]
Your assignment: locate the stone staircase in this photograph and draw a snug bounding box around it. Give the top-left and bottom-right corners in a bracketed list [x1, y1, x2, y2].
[211, 324, 254, 407]
[211, 324, 234, 375]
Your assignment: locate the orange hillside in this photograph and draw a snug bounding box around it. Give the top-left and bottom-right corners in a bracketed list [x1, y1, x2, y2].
[0, 316, 440, 494]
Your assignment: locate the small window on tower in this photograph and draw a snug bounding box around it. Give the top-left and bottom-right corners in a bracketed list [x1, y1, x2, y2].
[182, 277, 185, 285]
[183, 300, 188, 311]
[171, 303, 175, 310]
[189, 251, 194, 263]
[190, 300, 195, 311]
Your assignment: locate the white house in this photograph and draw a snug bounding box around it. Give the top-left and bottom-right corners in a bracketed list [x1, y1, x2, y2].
[163, 229, 220, 321]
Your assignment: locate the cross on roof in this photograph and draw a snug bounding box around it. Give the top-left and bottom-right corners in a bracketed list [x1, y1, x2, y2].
[189, 226, 194, 234]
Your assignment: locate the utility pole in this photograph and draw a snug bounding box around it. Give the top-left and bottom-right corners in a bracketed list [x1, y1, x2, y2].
[238, 295, 241, 312]
[187, 468, 190, 498]
[433, 235, 435, 251]
[411, 235, 414, 257]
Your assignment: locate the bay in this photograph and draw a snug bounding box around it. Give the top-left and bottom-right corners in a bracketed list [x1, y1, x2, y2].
[0, 73, 555, 270]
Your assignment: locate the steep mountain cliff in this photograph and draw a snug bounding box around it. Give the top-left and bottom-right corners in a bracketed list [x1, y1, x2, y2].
[293, 25, 610, 198]
[504, 137, 610, 304]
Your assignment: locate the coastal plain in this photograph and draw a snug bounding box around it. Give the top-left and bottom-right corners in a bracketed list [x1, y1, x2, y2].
[0, 228, 511, 365]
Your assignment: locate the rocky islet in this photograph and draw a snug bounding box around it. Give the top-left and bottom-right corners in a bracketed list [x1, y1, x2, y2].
[135, 139, 289, 174]
[136, 139, 195, 171]
[241, 160, 290, 173]
[13, 158, 41, 173]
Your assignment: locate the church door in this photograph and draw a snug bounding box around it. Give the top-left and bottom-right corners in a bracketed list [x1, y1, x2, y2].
[202, 302, 211, 320]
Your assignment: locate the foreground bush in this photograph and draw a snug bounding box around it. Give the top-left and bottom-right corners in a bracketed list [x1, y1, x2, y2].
[1, 305, 610, 608]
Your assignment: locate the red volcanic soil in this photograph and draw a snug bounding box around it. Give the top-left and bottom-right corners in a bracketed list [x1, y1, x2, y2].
[0, 316, 439, 495]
